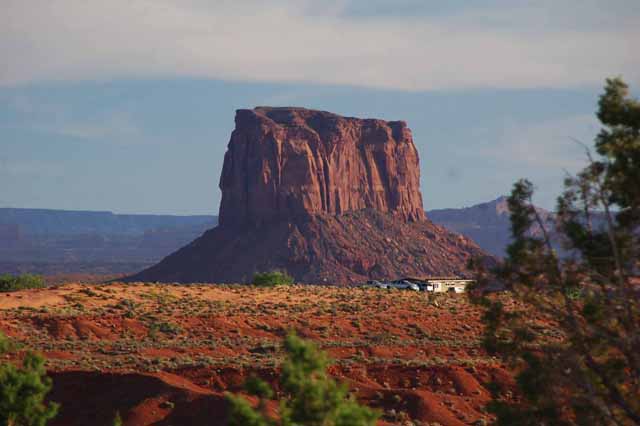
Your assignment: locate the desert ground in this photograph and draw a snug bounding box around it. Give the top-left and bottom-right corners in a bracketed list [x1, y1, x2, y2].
[0, 282, 521, 426]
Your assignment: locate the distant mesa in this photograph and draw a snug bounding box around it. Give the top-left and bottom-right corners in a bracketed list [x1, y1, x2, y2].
[0, 208, 216, 276]
[129, 107, 488, 284]
[427, 197, 516, 258]
[0, 223, 21, 248]
[428, 196, 557, 258]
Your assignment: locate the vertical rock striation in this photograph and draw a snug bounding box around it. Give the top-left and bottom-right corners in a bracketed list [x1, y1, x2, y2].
[218, 107, 425, 227]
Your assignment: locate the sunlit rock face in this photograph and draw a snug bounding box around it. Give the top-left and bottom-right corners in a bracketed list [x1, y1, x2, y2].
[218, 107, 425, 228]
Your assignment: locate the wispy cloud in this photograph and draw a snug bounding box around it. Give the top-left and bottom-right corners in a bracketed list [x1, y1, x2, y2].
[1, 0, 637, 90]
[469, 114, 600, 172]
[0, 158, 64, 178]
[2, 93, 147, 145]
[47, 111, 144, 144]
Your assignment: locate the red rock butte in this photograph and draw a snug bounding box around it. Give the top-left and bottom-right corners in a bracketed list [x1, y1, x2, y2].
[218, 107, 426, 227]
[128, 107, 488, 284]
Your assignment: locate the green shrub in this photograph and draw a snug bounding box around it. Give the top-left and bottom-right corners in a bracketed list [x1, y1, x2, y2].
[252, 271, 294, 287]
[112, 411, 123, 426]
[0, 331, 13, 354]
[0, 331, 59, 426]
[0, 274, 46, 292]
[226, 333, 379, 426]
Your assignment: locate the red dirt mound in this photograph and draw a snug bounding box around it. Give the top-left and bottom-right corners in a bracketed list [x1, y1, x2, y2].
[2, 283, 521, 426]
[48, 371, 228, 426]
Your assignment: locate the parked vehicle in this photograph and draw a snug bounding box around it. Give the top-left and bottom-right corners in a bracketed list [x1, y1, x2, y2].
[365, 280, 420, 291]
[388, 280, 420, 291]
[372, 277, 473, 293]
[366, 280, 389, 289]
[391, 277, 432, 292]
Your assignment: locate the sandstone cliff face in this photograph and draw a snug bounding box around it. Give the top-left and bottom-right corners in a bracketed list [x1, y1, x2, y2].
[218, 107, 425, 227]
[129, 107, 489, 284]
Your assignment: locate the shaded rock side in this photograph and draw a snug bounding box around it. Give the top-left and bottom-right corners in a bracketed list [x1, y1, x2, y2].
[130, 209, 486, 284]
[218, 107, 425, 227]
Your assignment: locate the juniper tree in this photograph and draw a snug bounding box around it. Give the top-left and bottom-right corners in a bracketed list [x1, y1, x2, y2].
[471, 77, 640, 425]
[111, 411, 123, 426]
[226, 333, 378, 426]
[0, 332, 59, 426]
[252, 271, 295, 287]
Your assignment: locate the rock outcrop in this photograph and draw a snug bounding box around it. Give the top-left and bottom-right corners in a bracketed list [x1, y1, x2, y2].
[129, 107, 488, 284]
[219, 107, 425, 227]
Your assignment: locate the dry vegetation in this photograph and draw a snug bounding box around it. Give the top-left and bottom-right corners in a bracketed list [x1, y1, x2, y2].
[0, 282, 523, 426]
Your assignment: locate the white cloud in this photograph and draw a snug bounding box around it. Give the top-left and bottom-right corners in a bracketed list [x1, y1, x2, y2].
[1, 0, 638, 90]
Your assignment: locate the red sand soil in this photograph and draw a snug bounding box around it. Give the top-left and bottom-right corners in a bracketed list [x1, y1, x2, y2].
[0, 282, 519, 426]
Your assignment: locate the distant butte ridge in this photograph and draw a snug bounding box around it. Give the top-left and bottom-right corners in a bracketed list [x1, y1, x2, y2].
[128, 107, 488, 284]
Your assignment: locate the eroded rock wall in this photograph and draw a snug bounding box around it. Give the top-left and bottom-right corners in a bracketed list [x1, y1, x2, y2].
[218, 107, 425, 227]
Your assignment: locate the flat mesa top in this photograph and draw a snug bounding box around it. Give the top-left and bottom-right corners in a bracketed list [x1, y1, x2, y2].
[238, 106, 408, 128]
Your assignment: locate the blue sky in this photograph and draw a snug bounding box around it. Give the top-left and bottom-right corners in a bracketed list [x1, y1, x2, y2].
[1, 1, 638, 214]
